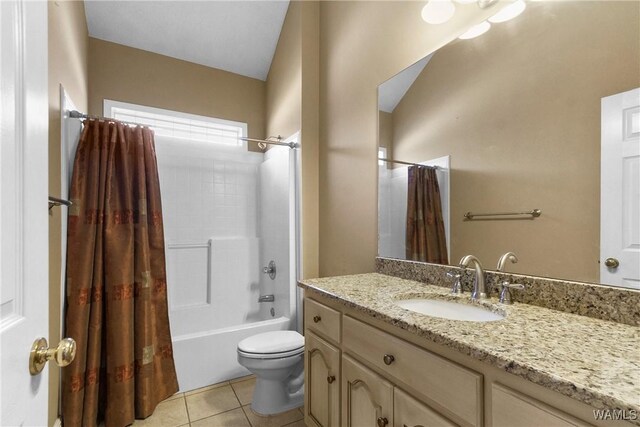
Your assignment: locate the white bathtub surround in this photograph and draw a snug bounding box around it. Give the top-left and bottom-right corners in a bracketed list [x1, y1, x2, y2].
[156, 134, 299, 393]
[173, 317, 291, 392]
[259, 146, 297, 325]
[378, 165, 409, 260]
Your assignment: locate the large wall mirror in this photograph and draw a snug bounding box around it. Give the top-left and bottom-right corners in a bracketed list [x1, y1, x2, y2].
[377, 1, 640, 288]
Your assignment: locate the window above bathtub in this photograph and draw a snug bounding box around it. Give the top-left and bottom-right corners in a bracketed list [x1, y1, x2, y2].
[103, 99, 247, 148]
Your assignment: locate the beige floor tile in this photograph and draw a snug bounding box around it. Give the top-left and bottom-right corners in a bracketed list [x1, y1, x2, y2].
[282, 420, 306, 427]
[163, 392, 185, 402]
[230, 374, 256, 384]
[242, 404, 303, 427]
[190, 408, 251, 427]
[133, 397, 189, 427]
[297, 407, 304, 416]
[185, 381, 230, 397]
[231, 378, 256, 405]
[186, 385, 241, 422]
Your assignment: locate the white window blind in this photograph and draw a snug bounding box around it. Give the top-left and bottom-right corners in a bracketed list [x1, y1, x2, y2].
[105, 100, 246, 147]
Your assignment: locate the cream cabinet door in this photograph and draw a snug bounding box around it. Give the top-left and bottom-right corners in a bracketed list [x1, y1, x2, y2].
[394, 387, 457, 427]
[305, 331, 340, 427]
[342, 355, 393, 427]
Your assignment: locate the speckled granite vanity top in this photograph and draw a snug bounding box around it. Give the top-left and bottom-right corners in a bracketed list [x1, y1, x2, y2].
[298, 273, 640, 418]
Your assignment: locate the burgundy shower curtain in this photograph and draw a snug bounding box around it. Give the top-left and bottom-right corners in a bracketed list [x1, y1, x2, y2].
[406, 165, 448, 264]
[62, 120, 178, 427]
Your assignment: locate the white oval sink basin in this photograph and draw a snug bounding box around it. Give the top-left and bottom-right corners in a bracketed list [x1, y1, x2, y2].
[396, 298, 505, 322]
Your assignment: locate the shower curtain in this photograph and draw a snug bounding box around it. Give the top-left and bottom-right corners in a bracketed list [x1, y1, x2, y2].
[62, 119, 178, 427]
[406, 165, 448, 264]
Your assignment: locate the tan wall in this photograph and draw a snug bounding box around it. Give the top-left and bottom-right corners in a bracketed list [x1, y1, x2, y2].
[88, 38, 266, 148]
[318, 1, 499, 276]
[47, 1, 89, 425]
[266, 2, 302, 139]
[390, 1, 640, 282]
[266, 1, 320, 278]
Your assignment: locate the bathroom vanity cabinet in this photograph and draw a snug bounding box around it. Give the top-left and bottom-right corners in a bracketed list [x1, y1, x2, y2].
[303, 294, 630, 427]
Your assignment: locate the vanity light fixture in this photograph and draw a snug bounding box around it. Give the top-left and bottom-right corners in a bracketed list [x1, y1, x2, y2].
[488, 0, 526, 23]
[421, 0, 456, 25]
[422, 0, 499, 25]
[458, 20, 491, 39]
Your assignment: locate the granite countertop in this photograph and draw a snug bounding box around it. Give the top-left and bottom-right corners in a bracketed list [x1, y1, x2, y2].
[298, 273, 640, 420]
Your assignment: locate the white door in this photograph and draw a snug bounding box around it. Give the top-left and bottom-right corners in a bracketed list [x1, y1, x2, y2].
[1, 1, 50, 425]
[601, 88, 640, 288]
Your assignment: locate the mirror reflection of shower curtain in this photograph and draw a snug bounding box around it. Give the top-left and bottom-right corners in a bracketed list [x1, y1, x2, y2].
[406, 165, 448, 264]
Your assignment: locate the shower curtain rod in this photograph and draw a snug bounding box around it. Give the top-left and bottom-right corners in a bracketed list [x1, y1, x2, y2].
[70, 111, 299, 149]
[379, 157, 439, 169]
[239, 136, 299, 149]
[69, 110, 144, 127]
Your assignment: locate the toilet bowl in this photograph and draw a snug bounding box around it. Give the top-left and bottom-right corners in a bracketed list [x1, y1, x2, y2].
[237, 330, 305, 415]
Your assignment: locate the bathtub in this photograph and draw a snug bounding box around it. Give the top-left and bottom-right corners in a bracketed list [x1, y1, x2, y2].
[172, 316, 292, 392]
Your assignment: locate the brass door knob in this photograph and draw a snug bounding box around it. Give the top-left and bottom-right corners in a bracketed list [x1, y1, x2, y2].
[377, 417, 389, 427]
[313, 315, 321, 323]
[383, 354, 395, 365]
[29, 337, 76, 375]
[604, 258, 620, 268]
[327, 375, 336, 384]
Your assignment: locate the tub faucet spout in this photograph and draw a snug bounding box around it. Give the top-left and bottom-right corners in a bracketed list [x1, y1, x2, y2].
[258, 294, 275, 303]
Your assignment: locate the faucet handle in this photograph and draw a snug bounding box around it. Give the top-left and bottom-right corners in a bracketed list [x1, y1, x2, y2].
[446, 271, 463, 295]
[499, 281, 525, 304]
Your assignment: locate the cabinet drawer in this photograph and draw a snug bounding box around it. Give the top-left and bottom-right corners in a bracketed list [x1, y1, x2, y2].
[394, 387, 457, 427]
[492, 383, 592, 427]
[305, 298, 341, 343]
[343, 316, 482, 427]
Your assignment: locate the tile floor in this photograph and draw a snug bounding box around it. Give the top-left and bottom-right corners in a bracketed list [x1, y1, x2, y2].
[132, 375, 306, 427]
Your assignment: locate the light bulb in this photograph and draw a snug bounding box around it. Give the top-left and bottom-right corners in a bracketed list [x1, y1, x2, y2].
[421, 0, 456, 25]
[458, 21, 491, 39]
[489, 0, 526, 23]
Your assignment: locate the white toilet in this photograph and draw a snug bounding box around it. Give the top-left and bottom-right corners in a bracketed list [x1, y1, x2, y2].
[237, 330, 305, 415]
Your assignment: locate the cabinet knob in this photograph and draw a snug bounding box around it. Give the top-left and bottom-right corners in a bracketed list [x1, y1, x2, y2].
[383, 354, 395, 365]
[313, 315, 321, 323]
[377, 417, 389, 427]
[327, 375, 335, 384]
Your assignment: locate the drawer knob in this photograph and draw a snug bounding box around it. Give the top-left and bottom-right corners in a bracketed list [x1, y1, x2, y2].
[313, 315, 322, 323]
[377, 417, 389, 427]
[327, 375, 336, 384]
[383, 354, 395, 365]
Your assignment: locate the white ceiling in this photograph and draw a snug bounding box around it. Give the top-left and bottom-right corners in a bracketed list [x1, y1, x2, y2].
[84, 1, 290, 81]
[378, 54, 433, 113]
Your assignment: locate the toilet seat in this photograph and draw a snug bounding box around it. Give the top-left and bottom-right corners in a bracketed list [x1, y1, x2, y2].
[237, 330, 304, 359]
[238, 347, 303, 359]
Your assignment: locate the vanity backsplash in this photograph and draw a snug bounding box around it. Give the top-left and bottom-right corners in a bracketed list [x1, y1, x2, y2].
[376, 257, 640, 326]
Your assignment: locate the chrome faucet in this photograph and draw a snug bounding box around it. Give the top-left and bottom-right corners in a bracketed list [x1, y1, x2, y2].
[496, 252, 525, 304]
[258, 294, 275, 303]
[497, 252, 518, 271]
[459, 255, 487, 300]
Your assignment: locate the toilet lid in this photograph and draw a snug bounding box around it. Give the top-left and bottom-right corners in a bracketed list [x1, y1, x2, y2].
[237, 330, 304, 355]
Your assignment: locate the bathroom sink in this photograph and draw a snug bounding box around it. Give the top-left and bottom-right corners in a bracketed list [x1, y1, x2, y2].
[395, 298, 505, 322]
